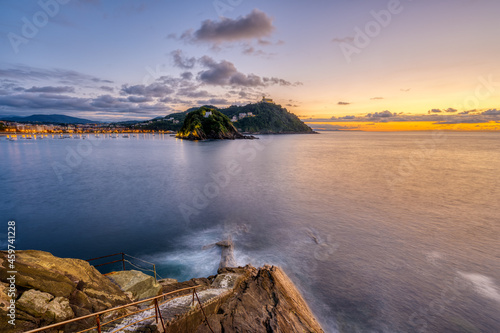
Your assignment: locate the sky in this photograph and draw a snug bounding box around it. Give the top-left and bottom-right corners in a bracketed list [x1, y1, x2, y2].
[1, 0, 500, 129]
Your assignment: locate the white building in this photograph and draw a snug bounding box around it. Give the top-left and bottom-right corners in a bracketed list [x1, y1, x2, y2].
[238, 113, 247, 120]
[204, 111, 212, 118]
[231, 116, 238, 122]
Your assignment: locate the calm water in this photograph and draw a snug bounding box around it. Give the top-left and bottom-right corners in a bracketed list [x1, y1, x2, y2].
[1, 132, 499, 332]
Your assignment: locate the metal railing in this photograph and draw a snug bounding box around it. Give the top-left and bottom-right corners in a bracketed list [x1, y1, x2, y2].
[24, 285, 215, 333]
[86, 252, 162, 281]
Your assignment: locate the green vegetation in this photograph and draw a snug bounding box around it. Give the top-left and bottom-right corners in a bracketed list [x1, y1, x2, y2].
[224, 102, 314, 134]
[176, 107, 245, 140]
[141, 102, 314, 134]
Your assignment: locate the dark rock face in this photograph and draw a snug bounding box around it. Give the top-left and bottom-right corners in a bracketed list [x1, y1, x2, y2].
[0, 250, 131, 332]
[195, 265, 325, 333]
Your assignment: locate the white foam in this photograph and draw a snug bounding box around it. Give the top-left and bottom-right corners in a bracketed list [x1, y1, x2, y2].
[458, 271, 500, 303]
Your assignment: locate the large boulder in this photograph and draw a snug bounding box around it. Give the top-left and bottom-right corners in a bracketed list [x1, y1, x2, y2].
[107, 270, 162, 301]
[0, 250, 131, 332]
[16, 289, 54, 317]
[16, 290, 74, 323]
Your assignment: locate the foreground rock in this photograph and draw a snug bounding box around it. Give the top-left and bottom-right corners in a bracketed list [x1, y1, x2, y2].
[0, 250, 131, 332]
[0, 251, 324, 333]
[107, 270, 161, 301]
[162, 265, 324, 333]
[202, 265, 324, 333]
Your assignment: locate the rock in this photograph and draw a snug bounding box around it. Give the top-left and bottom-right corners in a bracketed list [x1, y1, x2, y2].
[0, 281, 11, 313]
[107, 270, 161, 301]
[16, 290, 74, 324]
[176, 107, 256, 140]
[195, 265, 324, 333]
[0, 250, 130, 332]
[158, 278, 178, 287]
[16, 289, 54, 317]
[211, 274, 240, 289]
[44, 296, 74, 323]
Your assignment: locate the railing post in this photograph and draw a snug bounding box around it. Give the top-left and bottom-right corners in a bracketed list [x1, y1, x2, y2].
[153, 264, 157, 282]
[194, 289, 214, 333]
[191, 288, 195, 306]
[154, 298, 166, 332]
[96, 314, 102, 333]
[121, 252, 125, 271]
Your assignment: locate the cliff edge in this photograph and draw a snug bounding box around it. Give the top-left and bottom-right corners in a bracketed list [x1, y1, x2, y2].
[196, 265, 324, 333]
[0, 251, 323, 332]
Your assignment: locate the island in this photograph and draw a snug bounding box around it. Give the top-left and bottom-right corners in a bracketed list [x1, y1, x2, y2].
[143, 98, 316, 135]
[176, 107, 256, 140]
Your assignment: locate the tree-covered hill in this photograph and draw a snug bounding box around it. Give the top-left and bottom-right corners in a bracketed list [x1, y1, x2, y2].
[176, 107, 253, 140]
[223, 102, 314, 134]
[135, 102, 314, 134]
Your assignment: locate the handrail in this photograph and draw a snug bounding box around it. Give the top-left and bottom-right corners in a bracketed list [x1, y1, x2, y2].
[24, 285, 202, 333]
[86, 252, 162, 281]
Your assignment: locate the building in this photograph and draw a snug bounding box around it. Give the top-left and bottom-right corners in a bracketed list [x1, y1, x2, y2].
[261, 96, 274, 104]
[231, 116, 238, 122]
[204, 111, 212, 118]
[238, 113, 247, 120]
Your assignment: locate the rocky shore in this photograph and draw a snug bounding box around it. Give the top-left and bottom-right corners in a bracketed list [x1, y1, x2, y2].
[0, 250, 324, 332]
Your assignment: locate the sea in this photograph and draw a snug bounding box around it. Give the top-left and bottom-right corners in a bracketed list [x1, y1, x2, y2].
[0, 131, 499, 333]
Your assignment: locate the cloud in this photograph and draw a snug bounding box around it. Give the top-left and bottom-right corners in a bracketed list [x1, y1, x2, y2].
[127, 96, 153, 103]
[0, 93, 90, 110]
[242, 46, 269, 57]
[307, 123, 358, 131]
[121, 83, 174, 97]
[171, 49, 196, 69]
[429, 109, 442, 113]
[197, 56, 263, 87]
[181, 72, 193, 80]
[433, 118, 490, 125]
[0, 65, 113, 85]
[338, 101, 350, 105]
[371, 97, 384, 100]
[401, 88, 411, 92]
[263, 77, 296, 86]
[482, 109, 500, 115]
[196, 98, 230, 105]
[177, 89, 212, 98]
[25, 86, 75, 93]
[100, 86, 114, 92]
[445, 108, 457, 113]
[184, 9, 274, 44]
[339, 115, 355, 120]
[368, 110, 394, 118]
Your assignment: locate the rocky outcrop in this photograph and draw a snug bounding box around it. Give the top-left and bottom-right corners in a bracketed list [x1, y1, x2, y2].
[107, 270, 161, 301]
[162, 265, 324, 333]
[176, 107, 256, 140]
[0, 250, 131, 332]
[195, 265, 324, 333]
